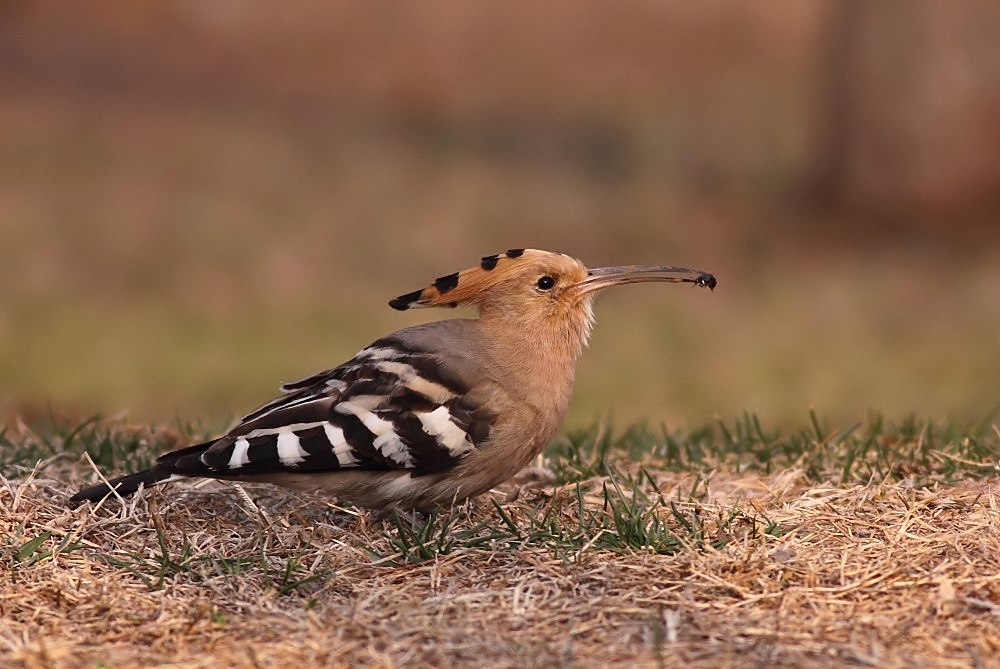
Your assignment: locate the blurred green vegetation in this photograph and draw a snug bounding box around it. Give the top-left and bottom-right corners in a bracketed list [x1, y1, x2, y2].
[1, 2, 998, 429]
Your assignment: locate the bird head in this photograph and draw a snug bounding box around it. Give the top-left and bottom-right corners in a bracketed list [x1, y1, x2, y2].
[389, 248, 716, 316]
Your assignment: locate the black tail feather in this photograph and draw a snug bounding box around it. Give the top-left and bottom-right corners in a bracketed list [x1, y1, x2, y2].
[154, 439, 217, 465]
[69, 439, 217, 506]
[69, 468, 175, 506]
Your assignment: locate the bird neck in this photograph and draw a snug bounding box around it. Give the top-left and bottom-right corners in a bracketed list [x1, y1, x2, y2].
[476, 298, 595, 420]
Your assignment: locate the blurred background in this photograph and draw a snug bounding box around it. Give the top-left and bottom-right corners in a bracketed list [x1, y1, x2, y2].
[1, 1, 998, 431]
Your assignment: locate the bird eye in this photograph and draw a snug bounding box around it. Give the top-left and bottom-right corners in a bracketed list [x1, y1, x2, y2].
[536, 276, 556, 290]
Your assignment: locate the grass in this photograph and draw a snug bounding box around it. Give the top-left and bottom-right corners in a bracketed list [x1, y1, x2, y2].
[549, 409, 1000, 487]
[1, 413, 998, 667]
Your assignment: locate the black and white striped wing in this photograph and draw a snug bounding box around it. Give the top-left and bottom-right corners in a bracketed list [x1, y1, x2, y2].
[165, 337, 495, 479]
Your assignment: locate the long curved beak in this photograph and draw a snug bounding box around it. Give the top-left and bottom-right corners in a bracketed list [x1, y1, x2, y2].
[574, 264, 717, 295]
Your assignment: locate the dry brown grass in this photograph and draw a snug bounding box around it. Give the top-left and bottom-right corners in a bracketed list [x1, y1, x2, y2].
[3, 425, 999, 669]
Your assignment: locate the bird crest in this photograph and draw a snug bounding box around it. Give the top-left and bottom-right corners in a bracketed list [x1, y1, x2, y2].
[389, 248, 557, 310]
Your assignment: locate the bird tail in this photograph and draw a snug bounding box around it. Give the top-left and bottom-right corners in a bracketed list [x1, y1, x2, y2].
[69, 439, 216, 506]
[69, 468, 179, 505]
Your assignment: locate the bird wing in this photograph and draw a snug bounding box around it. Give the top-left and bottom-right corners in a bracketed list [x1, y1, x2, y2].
[167, 335, 497, 479]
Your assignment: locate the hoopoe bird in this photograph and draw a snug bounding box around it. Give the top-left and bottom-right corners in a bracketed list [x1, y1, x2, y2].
[70, 249, 715, 512]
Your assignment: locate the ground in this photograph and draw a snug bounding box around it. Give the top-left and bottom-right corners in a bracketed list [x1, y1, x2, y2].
[1, 416, 998, 668]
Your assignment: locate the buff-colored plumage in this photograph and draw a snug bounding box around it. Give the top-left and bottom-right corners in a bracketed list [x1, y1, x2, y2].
[71, 249, 715, 511]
